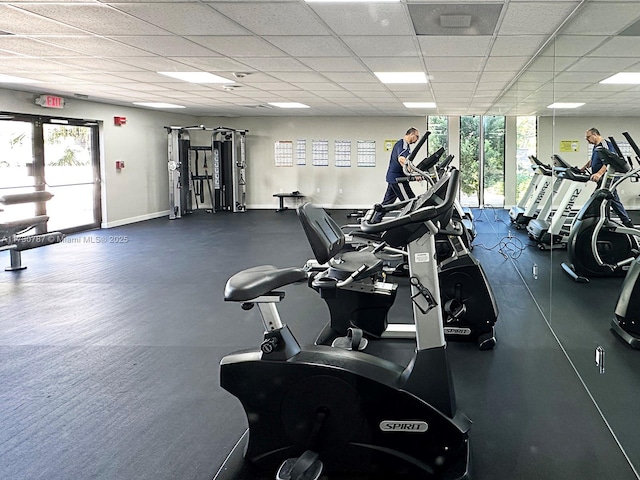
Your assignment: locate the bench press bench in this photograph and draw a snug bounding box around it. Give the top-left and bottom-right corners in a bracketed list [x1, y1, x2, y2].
[0, 191, 65, 271]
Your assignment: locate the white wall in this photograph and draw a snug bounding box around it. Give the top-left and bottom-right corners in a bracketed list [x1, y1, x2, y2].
[194, 116, 429, 209]
[539, 116, 640, 210]
[0, 88, 198, 227]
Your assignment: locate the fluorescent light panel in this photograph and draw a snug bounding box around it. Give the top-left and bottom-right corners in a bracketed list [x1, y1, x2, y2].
[375, 72, 428, 84]
[157, 71, 234, 84]
[268, 102, 310, 109]
[133, 102, 186, 109]
[404, 102, 436, 109]
[0, 73, 42, 84]
[600, 72, 640, 84]
[547, 102, 584, 109]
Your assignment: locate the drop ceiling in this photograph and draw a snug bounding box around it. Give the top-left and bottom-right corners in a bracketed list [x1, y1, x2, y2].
[1, 0, 639, 117]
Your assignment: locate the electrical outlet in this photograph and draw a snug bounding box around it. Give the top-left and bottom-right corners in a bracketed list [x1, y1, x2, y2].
[316, 188, 320, 193]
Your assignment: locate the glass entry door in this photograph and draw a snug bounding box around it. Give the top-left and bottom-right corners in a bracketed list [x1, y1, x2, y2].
[0, 113, 101, 234]
[0, 119, 36, 220]
[43, 123, 100, 232]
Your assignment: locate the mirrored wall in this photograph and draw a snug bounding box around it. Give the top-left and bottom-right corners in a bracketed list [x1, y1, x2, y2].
[492, 6, 640, 476]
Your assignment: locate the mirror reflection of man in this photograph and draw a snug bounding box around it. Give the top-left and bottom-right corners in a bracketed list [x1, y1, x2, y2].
[581, 127, 633, 227]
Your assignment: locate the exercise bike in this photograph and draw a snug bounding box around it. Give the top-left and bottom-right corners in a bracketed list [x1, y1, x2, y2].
[562, 133, 640, 283]
[214, 169, 471, 480]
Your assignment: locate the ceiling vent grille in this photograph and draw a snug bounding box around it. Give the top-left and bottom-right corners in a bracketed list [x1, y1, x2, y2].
[408, 3, 503, 36]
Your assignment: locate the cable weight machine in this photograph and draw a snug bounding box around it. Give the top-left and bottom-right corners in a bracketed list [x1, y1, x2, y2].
[165, 125, 248, 219]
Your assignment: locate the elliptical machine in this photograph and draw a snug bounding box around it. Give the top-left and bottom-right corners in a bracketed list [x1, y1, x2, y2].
[214, 169, 471, 480]
[562, 132, 640, 283]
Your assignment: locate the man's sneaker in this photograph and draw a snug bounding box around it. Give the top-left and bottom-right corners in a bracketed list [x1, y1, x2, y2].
[623, 219, 634, 228]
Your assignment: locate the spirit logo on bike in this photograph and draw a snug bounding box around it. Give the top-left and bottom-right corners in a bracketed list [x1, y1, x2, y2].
[379, 420, 428, 432]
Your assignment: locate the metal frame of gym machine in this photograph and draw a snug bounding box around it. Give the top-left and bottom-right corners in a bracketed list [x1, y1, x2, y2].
[166, 125, 248, 219]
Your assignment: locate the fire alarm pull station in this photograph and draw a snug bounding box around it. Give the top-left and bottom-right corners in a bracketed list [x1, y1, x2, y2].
[116, 161, 125, 170]
[114, 116, 127, 126]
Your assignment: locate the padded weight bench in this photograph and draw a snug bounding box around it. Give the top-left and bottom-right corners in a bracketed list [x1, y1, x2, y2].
[0, 192, 64, 271]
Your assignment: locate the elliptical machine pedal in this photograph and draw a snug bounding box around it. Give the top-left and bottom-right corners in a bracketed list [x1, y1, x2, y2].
[331, 327, 368, 350]
[276, 450, 323, 480]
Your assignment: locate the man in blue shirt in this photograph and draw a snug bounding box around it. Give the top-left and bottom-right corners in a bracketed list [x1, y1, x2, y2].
[582, 127, 633, 227]
[372, 128, 420, 223]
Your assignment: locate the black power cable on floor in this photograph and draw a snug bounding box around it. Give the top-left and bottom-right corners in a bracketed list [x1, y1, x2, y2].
[470, 205, 529, 259]
[474, 234, 527, 260]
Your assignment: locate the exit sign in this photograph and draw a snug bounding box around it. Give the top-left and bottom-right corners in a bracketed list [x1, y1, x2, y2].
[35, 94, 65, 109]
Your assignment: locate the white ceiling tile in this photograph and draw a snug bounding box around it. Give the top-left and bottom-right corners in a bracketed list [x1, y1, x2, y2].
[269, 72, 329, 83]
[590, 36, 640, 57]
[263, 36, 352, 57]
[248, 83, 300, 92]
[14, 4, 168, 35]
[553, 35, 607, 57]
[568, 56, 639, 73]
[361, 57, 424, 71]
[113, 56, 198, 71]
[431, 83, 475, 92]
[0, 5, 85, 35]
[63, 73, 143, 83]
[499, 2, 581, 35]
[55, 57, 145, 72]
[491, 35, 547, 56]
[211, 3, 329, 36]
[476, 81, 510, 90]
[418, 36, 492, 57]
[39, 36, 156, 57]
[0, 36, 80, 57]
[424, 57, 484, 72]
[561, 3, 640, 36]
[339, 83, 388, 92]
[290, 82, 343, 91]
[113, 3, 249, 36]
[0, 57, 84, 73]
[322, 72, 378, 83]
[554, 71, 612, 83]
[238, 57, 311, 72]
[430, 72, 478, 83]
[169, 56, 250, 72]
[111, 71, 184, 82]
[186, 36, 284, 57]
[484, 56, 529, 72]
[342, 36, 418, 58]
[300, 57, 368, 72]
[105, 36, 217, 57]
[308, 4, 411, 36]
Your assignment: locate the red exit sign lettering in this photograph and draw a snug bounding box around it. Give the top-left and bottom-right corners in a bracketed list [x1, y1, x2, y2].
[35, 95, 65, 109]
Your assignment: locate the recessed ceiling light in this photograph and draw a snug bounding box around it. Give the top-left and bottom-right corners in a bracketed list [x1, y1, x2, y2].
[0, 73, 42, 84]
[268, 102, 310, 109]
[404, 102, 437, 109]
[374, 72, 428, 84]
[600, 72, 640, 84]
[157, 72, 234, 84]
[133, 102, 186, 109]
[547, 102, 585, 109]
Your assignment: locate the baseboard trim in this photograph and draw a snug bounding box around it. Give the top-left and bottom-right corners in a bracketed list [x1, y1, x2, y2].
[101, 210, 169, 228]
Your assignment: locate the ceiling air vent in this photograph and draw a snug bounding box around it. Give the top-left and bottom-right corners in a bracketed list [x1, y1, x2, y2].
[408, 3, 503, 36]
